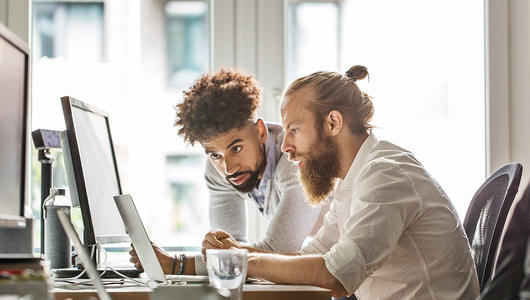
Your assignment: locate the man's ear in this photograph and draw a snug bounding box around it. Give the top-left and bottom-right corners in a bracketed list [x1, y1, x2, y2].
[326, 110, 343, 136]
[255, 119, 268, 143]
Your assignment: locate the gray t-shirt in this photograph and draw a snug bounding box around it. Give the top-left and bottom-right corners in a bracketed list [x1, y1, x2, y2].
[195, 122, 323, 274]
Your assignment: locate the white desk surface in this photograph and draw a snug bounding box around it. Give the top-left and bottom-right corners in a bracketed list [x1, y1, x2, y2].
[53, 281, 332, 300]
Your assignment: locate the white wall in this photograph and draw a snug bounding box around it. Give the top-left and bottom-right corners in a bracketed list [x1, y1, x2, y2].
[507, 0, 530, 187]
[211, 0, 285, 123]
[0, 0, 8, 26]
[0, 0, 30, 43]
[487, 0, 530, 188]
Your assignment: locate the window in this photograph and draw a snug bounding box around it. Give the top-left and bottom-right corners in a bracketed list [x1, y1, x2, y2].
[31, 0, 105, 248]
[287, 1, 339, 82]
[165, 154, 209, 242]
[165, 1, 209, 87]
[33, 2, 104, 62]
[287, 0, 485, 219]
[31, 0, 211, 251]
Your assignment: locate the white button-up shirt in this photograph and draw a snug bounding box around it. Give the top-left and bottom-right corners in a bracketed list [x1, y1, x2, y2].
[301, 134, 479, 299]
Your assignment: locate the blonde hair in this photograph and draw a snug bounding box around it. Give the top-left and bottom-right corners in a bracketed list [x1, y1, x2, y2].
[284, 65, 374, 134]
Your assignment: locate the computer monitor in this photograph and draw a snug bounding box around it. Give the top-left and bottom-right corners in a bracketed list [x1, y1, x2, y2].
[0, 23, 30, 229]
[60, 96, 128, 246]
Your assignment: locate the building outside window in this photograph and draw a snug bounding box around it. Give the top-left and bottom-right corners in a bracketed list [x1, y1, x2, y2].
[165, 0, 209, 87]
[31, 0, 210, 252]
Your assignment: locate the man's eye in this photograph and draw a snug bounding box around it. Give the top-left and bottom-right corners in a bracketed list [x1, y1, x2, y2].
[232, 146, 242, 153]
[291, 128, 297, 134]
[210, 153, 221, 160]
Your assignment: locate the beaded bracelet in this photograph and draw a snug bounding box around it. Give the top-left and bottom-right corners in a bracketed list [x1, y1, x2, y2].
[178, 253, 186, 275]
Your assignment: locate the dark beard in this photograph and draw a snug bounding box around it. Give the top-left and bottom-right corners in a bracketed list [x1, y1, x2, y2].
[226, 146, 267, 193]
[298, 131, 340, 206]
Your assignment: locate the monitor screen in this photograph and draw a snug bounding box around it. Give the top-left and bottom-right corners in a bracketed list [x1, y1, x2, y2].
[61, 97, 128, 244]
[0, 24, 28, 227]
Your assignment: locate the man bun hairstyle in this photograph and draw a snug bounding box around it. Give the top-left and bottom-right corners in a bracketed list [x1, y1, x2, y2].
[345, 65, 369, 82]
[285, 65, 374, 134]
[175, 69, 262, 145]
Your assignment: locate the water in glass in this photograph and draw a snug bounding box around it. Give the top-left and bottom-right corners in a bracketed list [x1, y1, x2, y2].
[206, 249, 248, 299]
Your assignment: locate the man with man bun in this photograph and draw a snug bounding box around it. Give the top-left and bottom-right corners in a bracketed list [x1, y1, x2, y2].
[202, 65, 479, 299]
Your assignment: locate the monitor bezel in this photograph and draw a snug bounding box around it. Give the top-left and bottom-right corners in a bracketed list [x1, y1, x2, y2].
[0, 23, 30, 228]
[61, 96, 128, 245]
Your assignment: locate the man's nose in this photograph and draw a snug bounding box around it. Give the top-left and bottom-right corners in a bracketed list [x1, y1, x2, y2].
[224, 159, 239, 175]
[281, 138, 294, 155]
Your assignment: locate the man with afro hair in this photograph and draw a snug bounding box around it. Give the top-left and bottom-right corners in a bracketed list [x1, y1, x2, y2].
[129, 69, 326, 275]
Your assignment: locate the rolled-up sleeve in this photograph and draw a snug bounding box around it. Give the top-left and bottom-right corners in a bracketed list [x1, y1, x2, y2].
[323, 162, 421, 295]
[300, 198, 340, 255]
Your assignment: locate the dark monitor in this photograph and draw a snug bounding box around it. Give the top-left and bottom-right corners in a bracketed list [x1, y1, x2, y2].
[0, 23, 30, 228]
[60, 96, 128, 246]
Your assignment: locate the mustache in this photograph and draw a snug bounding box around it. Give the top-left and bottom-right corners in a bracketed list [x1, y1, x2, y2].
[226, 171, 253, 180]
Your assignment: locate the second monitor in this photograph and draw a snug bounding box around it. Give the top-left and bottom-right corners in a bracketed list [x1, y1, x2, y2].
[60, 96, 129, 247]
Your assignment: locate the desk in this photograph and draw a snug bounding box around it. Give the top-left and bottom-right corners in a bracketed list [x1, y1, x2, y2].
[53, 286, 151, 300]
[53, 283, 331, 300]
[244, 284, 331, 300]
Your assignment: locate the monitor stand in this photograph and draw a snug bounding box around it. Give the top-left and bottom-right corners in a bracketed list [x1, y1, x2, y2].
[52, 267, 140, 279]
[53, 243, 140, 279]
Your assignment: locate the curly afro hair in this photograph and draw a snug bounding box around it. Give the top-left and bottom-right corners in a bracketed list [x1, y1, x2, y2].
[175, 69, 262, 145]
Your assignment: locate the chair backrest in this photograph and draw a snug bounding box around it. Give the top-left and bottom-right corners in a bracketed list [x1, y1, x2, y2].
[479, 180, 530, 299]
[463, 162, 523, 291]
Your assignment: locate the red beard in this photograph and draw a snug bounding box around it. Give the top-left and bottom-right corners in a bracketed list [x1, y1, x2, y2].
[293, 131, 340, 205]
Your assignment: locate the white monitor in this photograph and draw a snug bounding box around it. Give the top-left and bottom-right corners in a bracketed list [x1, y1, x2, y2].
[60, 96, 128, 245]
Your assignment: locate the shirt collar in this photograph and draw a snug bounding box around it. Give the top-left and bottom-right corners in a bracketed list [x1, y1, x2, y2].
[337, 133, 379, 189]
[260, 131, 277, 181]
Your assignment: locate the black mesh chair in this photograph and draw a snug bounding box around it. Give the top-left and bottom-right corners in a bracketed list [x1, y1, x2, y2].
[480, 180, 530, 299]
[463, 163, 523, 291]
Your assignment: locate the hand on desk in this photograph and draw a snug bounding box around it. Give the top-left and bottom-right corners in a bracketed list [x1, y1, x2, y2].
[201, 229, 241, 258]
[129, 242, 174, 274]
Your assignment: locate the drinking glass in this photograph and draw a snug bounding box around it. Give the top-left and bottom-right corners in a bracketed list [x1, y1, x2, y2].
[206, 249, 248, 300]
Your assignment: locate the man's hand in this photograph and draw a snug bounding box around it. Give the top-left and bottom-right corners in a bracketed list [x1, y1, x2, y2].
[201, 229, 241, 258]
[129, 242, 175, 274]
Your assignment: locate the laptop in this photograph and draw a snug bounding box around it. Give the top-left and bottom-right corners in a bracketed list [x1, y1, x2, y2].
[113, 194, 209, 284]
[56, 209, 112, 300]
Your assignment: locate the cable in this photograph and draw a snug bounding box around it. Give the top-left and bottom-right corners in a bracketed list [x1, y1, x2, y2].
[96, 246, 148, 286]
[103, 265, 147, 286]
[53, 278, 146, 290]
[54, 244, 167, 289]
[53, 244, 97, 282]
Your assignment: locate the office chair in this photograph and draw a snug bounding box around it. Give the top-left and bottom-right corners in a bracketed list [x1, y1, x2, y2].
[463, 162, 523, 291]
[479, 179, 530, 299]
